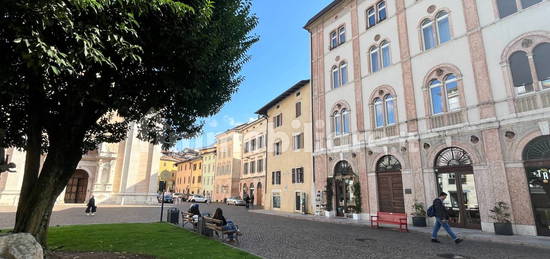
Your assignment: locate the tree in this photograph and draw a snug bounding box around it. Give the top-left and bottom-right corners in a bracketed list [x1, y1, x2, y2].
[0, 0, 257, 245]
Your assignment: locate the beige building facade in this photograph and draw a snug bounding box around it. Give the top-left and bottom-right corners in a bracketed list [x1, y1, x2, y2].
[306, 0, 550, 236]
[0, 123, 162, 205]
[240, 118, 267, 207]
[258, 80, 315, 213]
[213, 125, 245, 202]
[200, 147, 217, 199]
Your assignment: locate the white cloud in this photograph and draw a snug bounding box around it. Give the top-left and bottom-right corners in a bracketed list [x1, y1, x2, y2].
[208, 119, 218, 128]
[223, 115, 241, 127]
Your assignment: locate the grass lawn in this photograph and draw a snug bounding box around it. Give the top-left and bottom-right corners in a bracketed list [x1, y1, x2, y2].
[47, 223, 258, 259]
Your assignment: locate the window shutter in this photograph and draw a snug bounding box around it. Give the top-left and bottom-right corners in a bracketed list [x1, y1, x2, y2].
[296, 102, 301, 117]
[300, 167, 304, 183]
[300, 133, 304, 149]
[277, 171, 281, 184]
[292, 168, 296, 183]
[272, 172, 275, 185]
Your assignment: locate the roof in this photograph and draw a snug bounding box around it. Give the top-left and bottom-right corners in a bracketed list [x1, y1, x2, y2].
[304, 0, 343, 29]
[256, 80, 310, 116]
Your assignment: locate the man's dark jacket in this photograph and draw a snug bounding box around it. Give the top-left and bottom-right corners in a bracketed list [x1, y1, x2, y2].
[433, 198, 449, 220]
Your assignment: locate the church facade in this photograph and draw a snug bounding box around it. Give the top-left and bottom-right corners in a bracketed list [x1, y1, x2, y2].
[0, 123, 161, 205]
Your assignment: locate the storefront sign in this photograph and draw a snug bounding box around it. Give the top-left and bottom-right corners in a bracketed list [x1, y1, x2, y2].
[531, 168, 550, 184]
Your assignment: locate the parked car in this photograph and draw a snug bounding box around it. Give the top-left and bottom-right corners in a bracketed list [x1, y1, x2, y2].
[172, 193, 183, 200]
[226, 196, 245, 206]
[181, 193, 190, 202]
[188, 194, 208, 203]
[157, 194, 174, 203]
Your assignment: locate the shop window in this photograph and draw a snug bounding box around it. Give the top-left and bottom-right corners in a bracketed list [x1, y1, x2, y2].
[272, 193, 281, 208]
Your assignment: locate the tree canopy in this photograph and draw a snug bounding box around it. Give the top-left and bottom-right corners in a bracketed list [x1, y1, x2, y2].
[0, 0, 257, 245]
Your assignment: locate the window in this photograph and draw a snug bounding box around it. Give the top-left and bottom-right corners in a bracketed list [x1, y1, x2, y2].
[340, 62, 348, 85]
[332, 66, 340, 89]
[370, 46, 379, 73]
[509, 51, 534, 94]
[381, 41, 391, 68]
[192, 176, 195, 184]
[436, 11, 450, 44]
[257, 159, 264, 172]
[272, 192, 281, 208]
[296, 102, 302, 117]
[251, 139, 256, 151]
[422, 19, 436, 50]
[244, 162, 249, 174]
[533, 43, 550, 89]
[333, 107, 351, 135]
[377, 1, 386, 21]
[331, 62, 348, 89]
[367, 7, 376, 28]
[293, 133, 304, 150]
[374, 98, 384, 128]
[198, 176, 201, 183]
[273, 114, 283, 128]
[330, 25, 346, 49]
[497, 0, 518, 18]
[272, 171, 281, 185]
[250, 160, 256, 173]
[292, 167, 305, 183]
[274, 141, 282, 155]
[385, 95, 396, 125]
[258, 135, 264, 149]
[334, 111, 342, 135]
[193, 164, 196, 170]
[429, 74, 461, 114]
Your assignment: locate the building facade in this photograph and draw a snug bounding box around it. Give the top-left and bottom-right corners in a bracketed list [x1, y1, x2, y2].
[175, 159, 193, 194]
[159, 154, 181, 192]
[306, 0, 550, 236]
[240, 118, 267, 207]
[258, 80, 315, 213]
[213, 125, 245, 202]
[200, 147, 217, 199]
[189, 157, 203, 195]
[0, 123, 162, 205]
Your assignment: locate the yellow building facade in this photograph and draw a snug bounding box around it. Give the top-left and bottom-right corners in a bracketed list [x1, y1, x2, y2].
[189, 158, 203, 194]
[257, 80, 314, 213]
[159, 155, 180, 192]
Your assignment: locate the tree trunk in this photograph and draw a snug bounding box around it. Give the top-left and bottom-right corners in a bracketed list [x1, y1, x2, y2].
[14, 137, 84, 246]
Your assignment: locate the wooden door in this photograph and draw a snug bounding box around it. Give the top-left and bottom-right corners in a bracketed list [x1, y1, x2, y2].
[377, 171, 405, 213]
[64, 170, 88, 203]
[256, 185, 263, 207]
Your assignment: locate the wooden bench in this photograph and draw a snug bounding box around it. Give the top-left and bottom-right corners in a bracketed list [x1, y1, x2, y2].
[370, 212, 408, 232]
[181, 212, 198, 231]
[203, 216, 241, 242]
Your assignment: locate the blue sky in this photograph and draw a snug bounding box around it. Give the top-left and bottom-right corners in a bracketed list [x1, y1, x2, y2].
[174, 0, 333, 151]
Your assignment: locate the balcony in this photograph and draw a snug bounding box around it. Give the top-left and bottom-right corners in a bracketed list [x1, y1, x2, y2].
[333, 134, 352, 147]
[429, 110, 464, 129]
[515, 90, 550, 113]
[372, 125, 399, 139]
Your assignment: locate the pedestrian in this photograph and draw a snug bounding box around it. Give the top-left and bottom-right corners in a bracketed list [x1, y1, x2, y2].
[244, 195, 251, 209]
[431, 192, 463, 244]
[213, 208, 238, 241]
[85, 195, 97, 216]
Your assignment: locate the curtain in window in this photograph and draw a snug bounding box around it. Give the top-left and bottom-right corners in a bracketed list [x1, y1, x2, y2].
[422, 20, 435, 50]
[436, 12, 450, 44]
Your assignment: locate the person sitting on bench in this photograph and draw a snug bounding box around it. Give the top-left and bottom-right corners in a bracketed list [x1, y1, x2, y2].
[188, 203, 201, 222]
[213, 208, 236, 241]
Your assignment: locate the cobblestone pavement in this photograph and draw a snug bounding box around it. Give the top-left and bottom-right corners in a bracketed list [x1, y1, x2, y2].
[1, 203, 549, 259]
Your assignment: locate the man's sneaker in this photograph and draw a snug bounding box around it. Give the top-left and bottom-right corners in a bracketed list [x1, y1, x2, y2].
[431, 239, 441, 243]
[454, 238, 463, 244]
[91, 213, 95, 216]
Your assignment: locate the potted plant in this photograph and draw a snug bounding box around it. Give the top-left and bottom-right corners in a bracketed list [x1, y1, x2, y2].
[352, 181, 362, 220]
[324, 178, 335, 217]
[411, 201, 427, 227]
[490, 201, 513, 235]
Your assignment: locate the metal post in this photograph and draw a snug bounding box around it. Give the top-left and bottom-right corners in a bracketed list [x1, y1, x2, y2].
[160, 191, 165, 222]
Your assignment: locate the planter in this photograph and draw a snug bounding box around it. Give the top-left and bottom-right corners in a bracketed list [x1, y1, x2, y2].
[324, 210, 335, 218]
[352, 213, 361, 220]
[412, 216, 427, 227]
[494, 223, 513, 235]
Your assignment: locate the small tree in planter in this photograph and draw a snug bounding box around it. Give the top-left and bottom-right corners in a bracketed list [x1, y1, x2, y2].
[490, 201, 513, 235]
[352, 181, 362, 220]
[324, 178, 334, 217]
[411, 201, 427, 227]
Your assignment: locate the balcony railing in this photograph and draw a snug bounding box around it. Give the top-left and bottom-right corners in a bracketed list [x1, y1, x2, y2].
[372, 125, 399, 139]
[515, 90, 550, 113]
[430, 110, 464, 129]
[333, 134, 352, 147]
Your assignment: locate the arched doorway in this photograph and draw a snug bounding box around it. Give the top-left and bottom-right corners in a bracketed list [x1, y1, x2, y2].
[376, 155, 405, 213]
[256, 182, 263, 207]
[249, 183, 255, 205]
[64, 170, 89, 204]
[334, 161, 358, 217]
[523, 135, 550, 236]
[242, 184, 248, 199]
[434, 147, 480, 229]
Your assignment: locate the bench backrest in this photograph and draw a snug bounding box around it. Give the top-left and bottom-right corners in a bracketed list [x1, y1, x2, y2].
[377, 212, 406, 222]
[203, 216, 223, 225]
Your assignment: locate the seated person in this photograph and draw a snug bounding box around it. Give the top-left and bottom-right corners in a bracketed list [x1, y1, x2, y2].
[212, 208, 237, 241]
[188, 204, 201, 222]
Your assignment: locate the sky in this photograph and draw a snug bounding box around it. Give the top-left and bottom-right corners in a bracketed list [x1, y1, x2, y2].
[174, 0, 333, 151]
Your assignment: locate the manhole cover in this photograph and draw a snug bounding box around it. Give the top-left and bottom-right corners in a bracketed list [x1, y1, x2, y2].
[437, 254, 466, 259]
[355, 238, 374, 242]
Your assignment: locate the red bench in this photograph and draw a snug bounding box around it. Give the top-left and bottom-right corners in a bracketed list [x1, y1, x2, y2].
[370, 212, 408, 232]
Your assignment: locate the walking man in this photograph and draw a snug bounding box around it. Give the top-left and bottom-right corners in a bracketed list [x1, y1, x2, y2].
[431, 192, 463, 244]
[85, 195, 97, 216]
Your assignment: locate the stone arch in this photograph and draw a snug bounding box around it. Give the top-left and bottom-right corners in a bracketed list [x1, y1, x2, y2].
[368, 85, 398, 103]
[512, 129, 544, 161]
[427, 142, 483, 167]
[422, 63, 464, 88]
[370, 151, 407, 173]
[500, 31, 550, 64]
[331, 100, 352, 114]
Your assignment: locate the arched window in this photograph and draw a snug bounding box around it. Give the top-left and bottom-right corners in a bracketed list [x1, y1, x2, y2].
[429, 74, 461, 114]
[509, 51, 534, 94]
[430, 80, 444, 114]
[342, 109, 351, 134]
[422, 19, 435, 50]
[533, 43, 550, 89]
[376, 155, 402, 172]
[381, 41, 391, 68]
[332, 106, 351, 135]
[334, 111, 342, 135]
[385, 95, 396, 125]
[370, 46, 380, 73]
[332, 66, 340, 89]
[374, 98, 384, 128]
[340, 62, 348, 85]
[445, 74, 460, 111]
[436, 11, 450, 44]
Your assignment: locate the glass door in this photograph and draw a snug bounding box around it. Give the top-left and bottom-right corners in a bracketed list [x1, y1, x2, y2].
[437, 171, 480, 229]
[525, 167, 550, 236]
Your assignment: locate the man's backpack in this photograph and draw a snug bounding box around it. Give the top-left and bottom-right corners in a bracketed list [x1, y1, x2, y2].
[427, 205, 435, 217]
